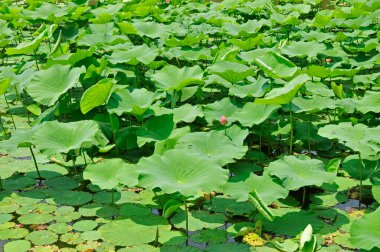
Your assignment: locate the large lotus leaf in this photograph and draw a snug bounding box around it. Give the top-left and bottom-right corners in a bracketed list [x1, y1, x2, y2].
[229, 76, 269, 98]
[236, 103, 280, 127]
[107, 88, 157, 117]
[208, 61, 254, 83]
[48, 190, 92, 206]
[99, 216, 169, 246]
[137, 149, 229, 197]
[27, 65, 85, 106]
[318, 123, 380, 155]
[267, 155, 336, 190]
[342, 154, 380, 181]
[255, 74, 310, 105]
[32, 120, 106, 157]
[222, 19, 267, 37]
[3, 240, 31, 252]
[136, 114, 174, 147]
[280, 41, 325, 60]
[80, 79, 116, 114]
[292, 96, 336, 113]
[175, 130, 247, 166]
[171, 209, 226, 231]
[351, 91, 380, 114]
[203, 97, 241, 126]
[253, 51, 298, 79]
[26, 230, 58, 246]
[46, 48, 95, 67]
[108, 44, 159, 65]
[151, 65, 203, 91]
[0, 127, 38, 153]
[83, 158, 139, 190]
[223, 171, 288, 204]
[133, 20, 171, 39]
[350, 207, 380, 250]
[6, 30, 46, 55]
[263, 210, 325, 236]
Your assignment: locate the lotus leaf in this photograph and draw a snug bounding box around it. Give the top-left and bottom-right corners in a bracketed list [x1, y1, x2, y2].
[137, 149, 229, 197]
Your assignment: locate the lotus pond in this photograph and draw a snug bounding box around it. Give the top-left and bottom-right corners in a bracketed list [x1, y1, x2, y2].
[0, 0, 379, 251]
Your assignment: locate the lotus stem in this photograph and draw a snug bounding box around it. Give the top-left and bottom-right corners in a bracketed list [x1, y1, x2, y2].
[289, 101, 293, 155]
[111, 189, 115, 204]
[171, 90, 177, 109]
[81, 148, 87, 165]
[184, 200, 189, 246]
[308, 121, 311, 156]
[34, 50, 39, 71]
[302, 187, 306, 207]
[358, 152, 363, 210]
[29, 146, 42, 181]
[0, 116, 7, 137]
[0, 176, 3, 190]
[3, 94, 16, 129]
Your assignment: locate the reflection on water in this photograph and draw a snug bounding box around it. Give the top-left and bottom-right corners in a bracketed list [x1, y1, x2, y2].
[335, 199, 366, 212]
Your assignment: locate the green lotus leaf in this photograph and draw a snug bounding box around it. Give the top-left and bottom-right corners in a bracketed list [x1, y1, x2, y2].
[292, 96, 335, 113]
[352, 91, 380, 114]
[223, 171, 288, 204]
[281, 41, 325, 60]
[0, 127, 38, 153]
[373, 185, 380, 203]
[175, 130, 247, 166]
[108, 44, 159, 65]
[27, 64, 85, 106]
[26, 230, 58, 246]
[222, 19, 267, 37]
[205, 243, 251, 252]
[191, 229, 227, 244]
[253, 51, 298, 79]
[80, 78, 116, 114]
[83, 158, 139, 190]
[48, 190, 92, 206]
[151, 65, 203, 91]
[263, 210, 325, 236]
[46, 48, 95, 67]
[45, 176, 79, 190]
[171, 210, 226, 231]
[255, 74, 310, 105]
[171, 104, 203, 123]
[208, 61, 254, 83]
[60, 232, 84, 245]
[73, 220, 98, 232]
[119, 203, 152, 217]
[32, 120, 106, 157]
[203, 97, 241, 126]
[98, 216, 169, 246]
[48, 222, 73, 234]
[318, 122, 380, 155]
[0, 228, 29, 240]
[237, 103, 280, 127]
[205, 196, 255, 216]
[267, 155, 336, 190]
[4, 240, 31, 252]
[229, 76, 269, 98]
[133, 20, 171, 39]
[2, 176, 35, 190]
[0, 213, 12, 224]
[136, 114, 174, 147]
[137, 149, 229, 197]
[6, 30, 46, 55]
[18, 213, 54, 225]
[350, 207, 380, 250]
[107, 88, 157, 117]
[342, 154, 379, 181]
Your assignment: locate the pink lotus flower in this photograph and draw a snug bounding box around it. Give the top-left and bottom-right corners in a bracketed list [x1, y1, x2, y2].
[165, 0, 170, 3]
[219, 115, 228, 125]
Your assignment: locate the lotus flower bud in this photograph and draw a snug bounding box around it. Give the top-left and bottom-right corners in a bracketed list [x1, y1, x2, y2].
[219, 115, 228, 125]
[166, 0, 170, 3]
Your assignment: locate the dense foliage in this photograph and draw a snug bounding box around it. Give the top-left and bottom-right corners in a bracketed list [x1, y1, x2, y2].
[0, 0, 379, 251]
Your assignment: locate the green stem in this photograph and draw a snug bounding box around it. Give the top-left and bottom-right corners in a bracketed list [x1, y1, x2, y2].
[4, 94, 16, 129]
[289, 102, 293, 155]
[82, 148, 87, 165]
[0, 115, 7, 137]
[34, 50, 39, 71]
[358, 152, 363, 210]
[302, 187, 306, 207]
[184, 200, 189, 246]
[0, 176, 3, 190]
[308, 121, 311, 156]
[111, 189, 115, 204]
[29, 146, 42, 181]
[171, 90, 177, 109]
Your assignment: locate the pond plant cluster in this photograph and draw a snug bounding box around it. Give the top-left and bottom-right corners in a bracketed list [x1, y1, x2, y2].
[0, 0, 379, 251]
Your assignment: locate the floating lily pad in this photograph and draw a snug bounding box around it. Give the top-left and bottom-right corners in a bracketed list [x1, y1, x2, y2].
[0, 227, 29, 239]
[171, 210, 225, 231]
[191, 229, 227, 244]
[99, 216, 169, 246]
[0, 213, 12, 224]
[73, 220, 98, 232]
[4, 240, 31, 252]
[18, 213, 54, 225]
[48, 222, 73, 234]
[45, 176, 79, 190]
[48, 190, 92, 206]
[60, 232, 84, 245]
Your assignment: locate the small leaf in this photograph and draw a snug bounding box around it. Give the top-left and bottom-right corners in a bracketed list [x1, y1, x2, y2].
[80, 78, 116, 114]
[248, 190, 274, 221]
